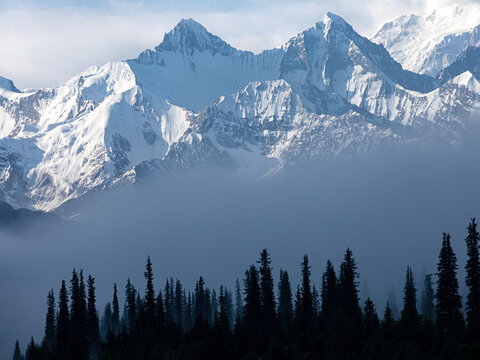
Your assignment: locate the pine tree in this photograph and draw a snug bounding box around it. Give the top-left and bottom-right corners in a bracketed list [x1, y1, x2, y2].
[257, 249, 276, 327]
[436, 233, 463, 333]
[277, 269, 293, 332]
[87, 275, 100, 358]
[56, 280, 69, 356]
[112, 283, 120, 334]
[144, 256, 156, 323]
[338, 248, 361, 318]
[156, 291, 165, 331]
[12, 339, 23, 360]
[400, 266, 419, 330]
[421, 274, 435, 324]
[321, 260, 337, 318]
[312, 285, 320, 316]
[364, 298, 379, 336]
[465, 218, 480, 338]
[44, 290, 56, 351]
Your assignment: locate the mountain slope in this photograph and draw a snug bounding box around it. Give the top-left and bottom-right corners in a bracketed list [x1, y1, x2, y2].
[372, 4, 480, 77]
[0, 12, 479, 212]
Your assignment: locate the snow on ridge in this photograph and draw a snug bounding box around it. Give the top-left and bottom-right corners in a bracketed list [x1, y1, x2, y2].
[372, 3, 480, 76]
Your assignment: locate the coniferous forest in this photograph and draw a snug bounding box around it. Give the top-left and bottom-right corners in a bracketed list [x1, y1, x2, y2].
[12, 219, 480, 360]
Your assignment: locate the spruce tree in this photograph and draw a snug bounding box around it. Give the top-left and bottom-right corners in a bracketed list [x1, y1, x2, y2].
[44, 290, 56, 351]
[465, 218, 480, 338]
[70, 270, 89, 360]
[277, 269, 293, 332]
[174, 280, 184, 325]
[12, 339, 23, 360]
[400, 266, 419, 330]
[234, 278, 243, 324]
[217, 285, 231, 332]
[87, 275, 100, 357]
[338, 248, 361, 318]
[296, 255, 313, 330]
[24, 337, 35, 360]
[436, 233, 463, 333]
[112, 283, 120, 334]
[56, 280, 69, 357]
[421, 274, 435, 324]
[321, 260, 337, 318]
[144, 256, 156, 323]
[243, 265, 261, 328]
[257, 249, 276, 326]
[101, 303, 113, 338]
[125, 278, 137, 331]
[364, 298, 379, 336]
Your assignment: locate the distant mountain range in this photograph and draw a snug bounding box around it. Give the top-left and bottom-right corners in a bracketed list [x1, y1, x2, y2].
[0, 5, 479, 212]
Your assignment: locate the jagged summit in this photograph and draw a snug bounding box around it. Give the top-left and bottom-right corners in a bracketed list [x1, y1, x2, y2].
[155, 17, 235, 56]
[0, 8, 479, 212]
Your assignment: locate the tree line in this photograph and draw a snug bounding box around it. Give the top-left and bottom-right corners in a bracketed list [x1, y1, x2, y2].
[12, 219, 480, 359]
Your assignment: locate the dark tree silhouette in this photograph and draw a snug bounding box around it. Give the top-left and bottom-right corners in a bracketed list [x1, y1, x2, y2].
[44, 290, 56, 351]
[465, 218, 480, 339]
[278, 269, 293, 332]
[12, 339, 23, 360]
[436, 233, 463, 333]
[400, 266, 419, 332]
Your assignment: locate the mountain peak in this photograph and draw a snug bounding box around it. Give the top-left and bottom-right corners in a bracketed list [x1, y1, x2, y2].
[155, 18, 234, 56]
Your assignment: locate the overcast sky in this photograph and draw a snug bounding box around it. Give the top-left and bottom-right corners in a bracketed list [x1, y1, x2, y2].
[0, 0, 473, 89]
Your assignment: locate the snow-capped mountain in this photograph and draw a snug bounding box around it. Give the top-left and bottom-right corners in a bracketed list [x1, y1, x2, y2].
[0, 11, 479, 212]
[372, 4, 480, 77]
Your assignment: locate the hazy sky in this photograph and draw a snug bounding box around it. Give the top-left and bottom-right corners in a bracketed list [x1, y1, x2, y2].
[0, 0, 473, 89]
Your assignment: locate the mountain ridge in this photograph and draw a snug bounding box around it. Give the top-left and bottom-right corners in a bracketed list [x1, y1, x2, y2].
[0, 11, 479, 213]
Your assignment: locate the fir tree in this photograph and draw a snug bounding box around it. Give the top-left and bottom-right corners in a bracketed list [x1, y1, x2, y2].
[465, 218, 480, 338]
[234, 278, 243, 324]
[44, 290, 56, 351]
[101, 303, 113, 338]
[217, 285, 231, 332]
[321, 260, 337, 318]
[243, 265, 261, 328]
[174, 280, 183, 325]
[338, 248, 361, 318]
[296, 255, 313, 329]
[400, 266, 419, 330]
[125, 279, 137, 331]
[87, 275, 100, 358]
[111, 283, 120, 334]
[12, 339, 23, 360]
[277, 269, 293, 332]
[364, 298, 379, 336]
[56, 280, 69, 356]
[24, 337, 36, 360]
[257, 249, 276, 326]
[70, 270, 89, 360]
[436, 233, 463, 333]
[421, 274, 435, 324]
[144, 256, 156, 323]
